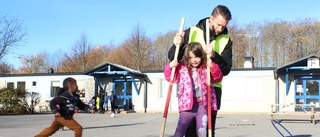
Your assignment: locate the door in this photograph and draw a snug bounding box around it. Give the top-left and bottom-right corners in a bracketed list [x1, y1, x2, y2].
[113, 80, 133, 110]
[295, 76, 320, 111]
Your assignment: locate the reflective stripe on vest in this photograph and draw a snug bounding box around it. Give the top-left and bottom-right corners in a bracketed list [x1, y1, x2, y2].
[188, 26, 229, 88]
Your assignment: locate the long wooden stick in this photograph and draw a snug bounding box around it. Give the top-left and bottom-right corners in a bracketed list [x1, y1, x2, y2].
[206, 19, 213, 137]
[160, 17, 185, 137]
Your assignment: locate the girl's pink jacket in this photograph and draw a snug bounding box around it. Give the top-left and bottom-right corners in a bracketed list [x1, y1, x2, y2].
[164, 63, 223, 112]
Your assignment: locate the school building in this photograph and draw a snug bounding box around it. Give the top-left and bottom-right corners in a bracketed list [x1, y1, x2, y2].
[0, 55, 319, 113]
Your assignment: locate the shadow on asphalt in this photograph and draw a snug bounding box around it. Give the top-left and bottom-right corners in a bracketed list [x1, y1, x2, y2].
[286, 135, 312, 137]
[0, 112, 53, 116]
[63, 123, 144, 130]
[277, 119, 319, 125]
[215, 127, 227, 130]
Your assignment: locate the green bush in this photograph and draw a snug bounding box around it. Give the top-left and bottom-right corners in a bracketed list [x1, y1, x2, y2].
[0, 88, 41, 114]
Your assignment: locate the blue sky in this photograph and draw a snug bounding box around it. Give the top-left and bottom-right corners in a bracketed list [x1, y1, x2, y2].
[1, 0, 320, 68]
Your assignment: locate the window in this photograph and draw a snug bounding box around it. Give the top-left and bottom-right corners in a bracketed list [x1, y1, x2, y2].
[77, 80, 86, 98]
[159, 79, 179, 98]
[159, 79, 178, 99]
[159, 79, 167, 98]
[51, 81, 60, 97]
[7, 82, 14, 89]
[306, 80, 319, 96]
[32, 81, 37, 86]
[17, 82, 26, 90]
[51, 87, 60, 97]
[126, 82, 132, 96]
[295, 79, 303, 96]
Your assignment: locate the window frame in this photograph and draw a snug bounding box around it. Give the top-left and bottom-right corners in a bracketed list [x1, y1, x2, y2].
[6, 82, 15, 89]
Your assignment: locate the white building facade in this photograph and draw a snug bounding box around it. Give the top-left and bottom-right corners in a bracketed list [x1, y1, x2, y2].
[2, 55, 319, 114]
[0, 73, 95, 108]
[136, 68, 276, 113]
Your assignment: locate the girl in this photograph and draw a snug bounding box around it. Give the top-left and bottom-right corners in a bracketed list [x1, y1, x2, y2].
[164, 42, 223, 137]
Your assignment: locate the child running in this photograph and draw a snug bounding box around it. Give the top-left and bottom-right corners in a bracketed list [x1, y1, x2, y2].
[35, 77, 93, 137]
[164, 42, 223, 137]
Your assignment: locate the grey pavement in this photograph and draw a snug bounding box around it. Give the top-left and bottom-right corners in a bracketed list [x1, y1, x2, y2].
[0, 112, 319, 137]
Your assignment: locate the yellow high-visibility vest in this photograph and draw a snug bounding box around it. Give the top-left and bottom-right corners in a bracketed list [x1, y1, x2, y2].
[188, 26, 229, 88]
[96, 97, 100, 109]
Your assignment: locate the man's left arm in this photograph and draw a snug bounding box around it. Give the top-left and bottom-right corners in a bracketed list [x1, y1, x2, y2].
[210, 39, 233, 76]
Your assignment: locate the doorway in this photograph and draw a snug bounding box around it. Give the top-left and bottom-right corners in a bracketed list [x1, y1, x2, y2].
[295, 76, 320, 111]
[113, 79, 133, 110]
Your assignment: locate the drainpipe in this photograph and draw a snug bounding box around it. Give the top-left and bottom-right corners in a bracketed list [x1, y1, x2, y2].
[144, 80, 147, 113]
[274, 70, 280, 112]
[275, 78, 279, 112]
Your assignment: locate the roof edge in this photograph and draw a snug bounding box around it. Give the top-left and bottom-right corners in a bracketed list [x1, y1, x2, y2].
[0, 72, 85, 77]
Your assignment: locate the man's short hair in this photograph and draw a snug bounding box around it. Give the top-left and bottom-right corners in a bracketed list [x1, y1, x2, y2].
[211, 5, 232, 21]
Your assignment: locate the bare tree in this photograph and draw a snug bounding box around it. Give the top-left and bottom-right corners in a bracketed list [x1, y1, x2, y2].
[291, 18, 320, 57]
[106, 44, 132, 67]
[0, 62, 11, 74]
[123, 23, 153, 70]
[86, 45, 113, 67]
[59, 34, 115, 72]
[47, 49, 65, 73]
[228, 21, 248, 67]
[19, 52, 47, 74]
[21, 91, 41, 113]
[60, 34, 92, 72]
[153, 30, 176, 69]
[227, 17, 320, 68]
[0, 15, 27, 60]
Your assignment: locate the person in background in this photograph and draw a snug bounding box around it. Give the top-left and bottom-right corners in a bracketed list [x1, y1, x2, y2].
[104, 92, 109, 112]
[99, 91, 105, 114]
[96, 95, 100, 112]
[110, 91, 117, 114]
[88, 97, 96, 114]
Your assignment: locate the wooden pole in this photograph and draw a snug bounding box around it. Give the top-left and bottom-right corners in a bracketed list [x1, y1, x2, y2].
[160, 17, 185, 137]
[206, 19, 213, 137]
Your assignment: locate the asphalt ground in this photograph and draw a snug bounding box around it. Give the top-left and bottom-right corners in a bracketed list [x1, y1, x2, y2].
[0, 112, 319, 137]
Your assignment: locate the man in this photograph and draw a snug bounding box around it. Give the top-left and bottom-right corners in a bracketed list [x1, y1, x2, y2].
[104, 92, 109, 112]
[35, 77, 93, 137]
[110, 91, 117, 114]
[167, 5, 232, 137]
[99, 91, 105, 114]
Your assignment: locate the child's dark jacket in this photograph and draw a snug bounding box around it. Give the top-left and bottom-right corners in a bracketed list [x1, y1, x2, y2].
[50, 91, 86, 117]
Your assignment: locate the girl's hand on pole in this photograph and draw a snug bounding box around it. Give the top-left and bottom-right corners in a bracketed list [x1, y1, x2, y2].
[169, 60, 179, 68]
[205, 44, 213, 57]
[207, 58, 213, 67]
[173, 32, 185, 46]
